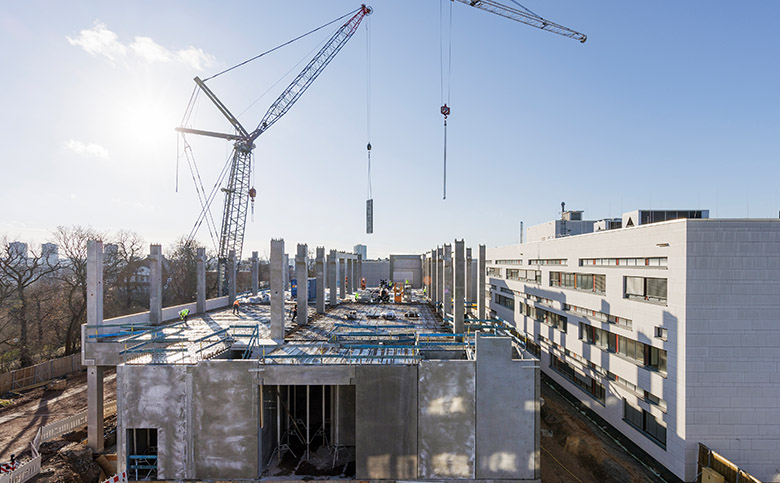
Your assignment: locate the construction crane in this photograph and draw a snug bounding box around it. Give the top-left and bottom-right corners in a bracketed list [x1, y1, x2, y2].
[439, 0, 586, 198]
[176, 5, 372, 294]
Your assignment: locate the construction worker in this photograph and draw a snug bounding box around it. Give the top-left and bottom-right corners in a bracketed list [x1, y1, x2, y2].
[354, 292, 359, 302]
[232, 299, 240, 315]
[291, 305, 298, 322]
[179, 308, 190, 324]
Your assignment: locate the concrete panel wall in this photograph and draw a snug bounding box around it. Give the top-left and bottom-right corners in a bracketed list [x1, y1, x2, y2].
[356, 365, 418, 480]
[362, 260, 389, 287]
[476, 336, 538, 480]
[117, 365, 189, 479]
[192, 360, 259, 479]
[418, 360, 476, 479]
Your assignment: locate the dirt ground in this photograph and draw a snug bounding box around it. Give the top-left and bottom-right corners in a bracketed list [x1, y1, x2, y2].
[0, 368, 116, 462]
[540, 373, 678, 483]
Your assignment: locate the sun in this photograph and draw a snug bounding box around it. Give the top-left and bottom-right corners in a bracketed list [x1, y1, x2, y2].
[119, 97, 177, 144]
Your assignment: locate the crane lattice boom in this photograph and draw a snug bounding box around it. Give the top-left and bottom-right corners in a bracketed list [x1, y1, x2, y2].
[454, 0, 586, 43]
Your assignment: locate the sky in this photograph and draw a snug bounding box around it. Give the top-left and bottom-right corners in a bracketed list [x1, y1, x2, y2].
[1, 1, 779, 259]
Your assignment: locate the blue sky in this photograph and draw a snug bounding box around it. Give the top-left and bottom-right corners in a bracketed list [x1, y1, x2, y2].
[1, 1, 778, 258]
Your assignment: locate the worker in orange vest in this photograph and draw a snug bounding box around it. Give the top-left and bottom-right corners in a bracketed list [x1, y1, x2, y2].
[232, 299, 240, 315]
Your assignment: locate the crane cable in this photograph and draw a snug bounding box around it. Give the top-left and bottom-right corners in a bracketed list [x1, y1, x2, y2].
[440, 0, 453, 200]
[202, 6, 362, 82]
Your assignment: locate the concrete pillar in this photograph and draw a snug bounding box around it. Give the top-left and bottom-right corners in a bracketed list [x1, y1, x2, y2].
[251, 251, 259, 296]
[228, 249, 237, 304]
[86, 240, 104, 453]
[436, 247, 444, 307]
[478, 244, 486, 321]
[389, 255, 395, 285]
[149, 244, 162, 325]
[431, 249, 438, 304]
[196, 248, 206, 313]
[351, 257, 358, 292]
[339, 258, 346, 299]
[283, 254, 289, 291]
[86, 240, 104, 327]
[296, 244, 308, 324]
[466, 247, 473, 307]
[316, 247, 325, 314]
[346, 258, 353, 294]
[270, 239, 285, 342]
[444, 244, 453, 317]
[454, 239, 465, 337]
[357, 254, 363, 289]
[87, 366, 104, 452]
[328, 250, 337, 306]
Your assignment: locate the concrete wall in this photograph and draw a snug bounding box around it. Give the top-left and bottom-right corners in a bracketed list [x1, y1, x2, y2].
[418, 360, 476, 479]
[356, 365, 418, 480]
[475, 336, 538, 480]
[390, 255, 423, 288]
[362, 259, 389, 287]
[117, 365, 189, 479]
[192, 360, 259, 479]
[685, 220, 780, 482]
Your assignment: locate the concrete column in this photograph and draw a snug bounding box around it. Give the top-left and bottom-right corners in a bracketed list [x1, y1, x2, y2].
[86, 240, 104, 327]
[228, 249, 237, 304]
[389, 255, 395, 285]
[436, 247, 444, 306]
[296, 244, 308, 325]
[444, 244, 453, 317]
[251, 251, 259, 296]
[149, 244, 162, 325]
[283, 254, 289, 291]
[316, 247, 325, 314]
[86, 240, 104, 453]
[328, 250, 337, 307]
[454, 239, 465, 337]
[357, 255, 363, 289]
[339, 258, 346, 299]
[196, 247, 206, 313]
[270, 239, 285, 342]
[478, 244, 486, 321]
[431, 249, 437, 303]
[466, 247, 473, 307]
[346, 258, 353, 294]
[87, 366, 104, 452]
[351, 257, 358, 292]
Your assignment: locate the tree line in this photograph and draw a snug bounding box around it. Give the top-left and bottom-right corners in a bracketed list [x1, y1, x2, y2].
[0, 227, 267, 371]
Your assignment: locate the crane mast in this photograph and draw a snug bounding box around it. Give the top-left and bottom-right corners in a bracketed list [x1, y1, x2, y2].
[177, 4, 372, 294]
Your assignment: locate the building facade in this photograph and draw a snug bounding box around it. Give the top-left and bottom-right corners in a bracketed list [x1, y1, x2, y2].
[487, 215, 780, 482]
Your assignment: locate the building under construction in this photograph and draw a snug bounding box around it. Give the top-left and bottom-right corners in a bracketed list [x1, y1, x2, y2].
[82, 238, 540, 481]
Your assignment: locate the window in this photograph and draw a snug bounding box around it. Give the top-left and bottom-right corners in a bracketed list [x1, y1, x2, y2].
[564, 303, 633, 329]
[495, 293, 514, 310]
[552, 355, 605, 403]
[487, 267, 501, 277]
[529, 258, 566, 266]
[655, 327, 667, 340]
[580, 257, 667, 268]
[580, 322, 667, 375]
[495, 259, 523, 265]
[625, 276, 668, 303]
[505, 269, 541, 283]
[550, 272, 606, 294]
[520, 302, 567, 332]
[624, 399, 666, 447]
[644, 391, 667, 411]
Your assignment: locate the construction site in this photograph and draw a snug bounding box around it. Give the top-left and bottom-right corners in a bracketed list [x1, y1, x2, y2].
[3, 1, 780, 483]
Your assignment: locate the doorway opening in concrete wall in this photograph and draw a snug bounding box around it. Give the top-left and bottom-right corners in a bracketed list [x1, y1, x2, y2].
[126, 428, 158, 480]
[261, 384, 356, 478]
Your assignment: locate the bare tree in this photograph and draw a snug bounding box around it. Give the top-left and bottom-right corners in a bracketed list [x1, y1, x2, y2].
[104, 230, 146, 317]
[0, 237, 59, 367]
[53, 226, 104, 356]
[164, 237, 203, 306]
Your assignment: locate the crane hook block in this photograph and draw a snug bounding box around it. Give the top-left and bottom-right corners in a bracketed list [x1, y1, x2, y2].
[249, 187, 257, 199]
[367, 142, 372, 151]
[441, 104, 450, 118]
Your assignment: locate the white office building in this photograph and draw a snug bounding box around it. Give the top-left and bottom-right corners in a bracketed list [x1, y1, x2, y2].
[486, 210, 780, 482]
